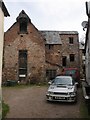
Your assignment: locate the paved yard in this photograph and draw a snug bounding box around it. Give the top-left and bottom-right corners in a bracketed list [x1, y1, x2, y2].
[2, 86, 83, 118]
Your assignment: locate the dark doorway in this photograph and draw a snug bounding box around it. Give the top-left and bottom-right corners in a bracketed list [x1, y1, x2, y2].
[62, 56, 67, 67]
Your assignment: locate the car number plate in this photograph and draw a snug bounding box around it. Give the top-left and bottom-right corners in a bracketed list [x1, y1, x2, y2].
[55, 97, 65, 99]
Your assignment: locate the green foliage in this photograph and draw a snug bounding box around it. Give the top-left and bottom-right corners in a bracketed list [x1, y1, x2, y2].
[2, 101, 9, 119]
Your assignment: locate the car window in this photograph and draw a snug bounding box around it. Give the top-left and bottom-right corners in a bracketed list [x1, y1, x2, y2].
[52, 77, 72, 85]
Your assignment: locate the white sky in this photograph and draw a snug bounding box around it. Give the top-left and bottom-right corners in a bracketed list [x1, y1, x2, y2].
[4, 0, 89, 41]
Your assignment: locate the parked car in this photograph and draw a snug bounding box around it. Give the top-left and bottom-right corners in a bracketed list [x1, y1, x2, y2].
[62, 68, 80, 86]
[46, 76, 78, 102]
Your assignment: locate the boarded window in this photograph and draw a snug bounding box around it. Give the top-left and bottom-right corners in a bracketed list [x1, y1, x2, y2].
[20, 21, 27, 33]
[19, 50, 27, 76]
[46, 69, 56, 80]
[70, 54, 75, 62]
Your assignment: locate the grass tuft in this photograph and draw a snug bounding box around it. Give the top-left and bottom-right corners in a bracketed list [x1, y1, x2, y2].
[2, 101, 9, 119]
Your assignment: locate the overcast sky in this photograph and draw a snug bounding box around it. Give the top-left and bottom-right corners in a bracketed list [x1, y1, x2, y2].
[4, 0, 89, 41]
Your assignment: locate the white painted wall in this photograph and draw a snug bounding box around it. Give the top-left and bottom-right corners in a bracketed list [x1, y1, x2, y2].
[85, 40, 89, 83]
[85, 18, 90, 85]
[0, 7, 4, 87]
[88, 19, 90, 85]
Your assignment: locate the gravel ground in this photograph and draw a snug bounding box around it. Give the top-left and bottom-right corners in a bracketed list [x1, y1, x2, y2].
[2, 86, 83, 118]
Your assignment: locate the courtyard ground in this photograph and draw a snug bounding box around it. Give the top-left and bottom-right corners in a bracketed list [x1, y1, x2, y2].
[2, 85, 85, 118]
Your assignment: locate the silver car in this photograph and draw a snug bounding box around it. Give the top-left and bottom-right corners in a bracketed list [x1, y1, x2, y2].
[46, 76, 78, 102]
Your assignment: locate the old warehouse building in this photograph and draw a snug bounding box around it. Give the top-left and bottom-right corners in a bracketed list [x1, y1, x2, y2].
[3, 10, 80, 83]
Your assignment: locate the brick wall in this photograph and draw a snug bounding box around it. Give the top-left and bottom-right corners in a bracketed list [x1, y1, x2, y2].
[3, 21, 46, 83]
[45, 33, 80, 78]
[3, 11, 80, 83]
[60, 34, 80, 68]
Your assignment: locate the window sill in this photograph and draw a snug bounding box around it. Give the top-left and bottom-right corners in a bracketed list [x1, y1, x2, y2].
[18, 31, 28, 34]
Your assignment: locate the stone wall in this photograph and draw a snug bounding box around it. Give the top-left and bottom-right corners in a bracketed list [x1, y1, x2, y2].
[3, 11, 80, 83]
[45, 33, 80, 77]
[3, 21, 46, 83]
[60, 34, 80, 68]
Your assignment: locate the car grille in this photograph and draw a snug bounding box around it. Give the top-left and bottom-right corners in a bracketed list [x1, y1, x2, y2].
[53, 92, 68, 95]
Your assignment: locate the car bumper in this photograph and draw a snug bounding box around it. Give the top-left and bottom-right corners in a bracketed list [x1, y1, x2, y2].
[46, 94, 76, 102]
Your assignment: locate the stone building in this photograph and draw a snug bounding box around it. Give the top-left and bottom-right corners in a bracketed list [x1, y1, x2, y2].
[3, 10, 80, 83]
[41, 31, 80, 80]
[3, 10, 45, 83]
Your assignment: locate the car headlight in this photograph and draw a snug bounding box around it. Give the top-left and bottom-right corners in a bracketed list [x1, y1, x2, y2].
[68, 86, 73, 89]
[69, 92, 76, 95]
[50, 86, 54, 89]
[48, 91, 54, 94]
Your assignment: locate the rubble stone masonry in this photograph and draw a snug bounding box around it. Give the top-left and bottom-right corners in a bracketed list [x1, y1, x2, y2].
[3, 19, 46, 83]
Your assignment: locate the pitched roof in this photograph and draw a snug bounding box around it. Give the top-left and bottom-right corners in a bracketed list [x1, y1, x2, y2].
[59, 31, 78, 35]
[41, 31, 78, 44]
[16, 10, 31, 22]
[0, 0, 10, 17]
[41, 31, 62, 44]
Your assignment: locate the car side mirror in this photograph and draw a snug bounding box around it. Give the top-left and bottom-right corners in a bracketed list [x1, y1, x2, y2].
[48, 81, 52, 85]
[75, 82, 78, 85]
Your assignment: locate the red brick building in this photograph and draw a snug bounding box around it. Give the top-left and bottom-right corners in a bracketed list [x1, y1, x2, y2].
[42, 31, 80, 80]
[3, 10, 46, 83]
[3, 10, 80, 83]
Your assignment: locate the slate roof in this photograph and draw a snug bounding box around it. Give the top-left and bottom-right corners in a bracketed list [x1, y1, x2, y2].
[59, 31, 78, 35]
[41, 31, 78, 44]
[41, 31, 62, 44]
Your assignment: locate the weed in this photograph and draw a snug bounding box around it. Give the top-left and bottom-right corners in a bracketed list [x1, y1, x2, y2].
[2, 101, 9, 119]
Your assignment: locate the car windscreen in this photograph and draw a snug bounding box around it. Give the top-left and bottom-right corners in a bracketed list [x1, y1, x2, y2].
[52, 77, 72, 85]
